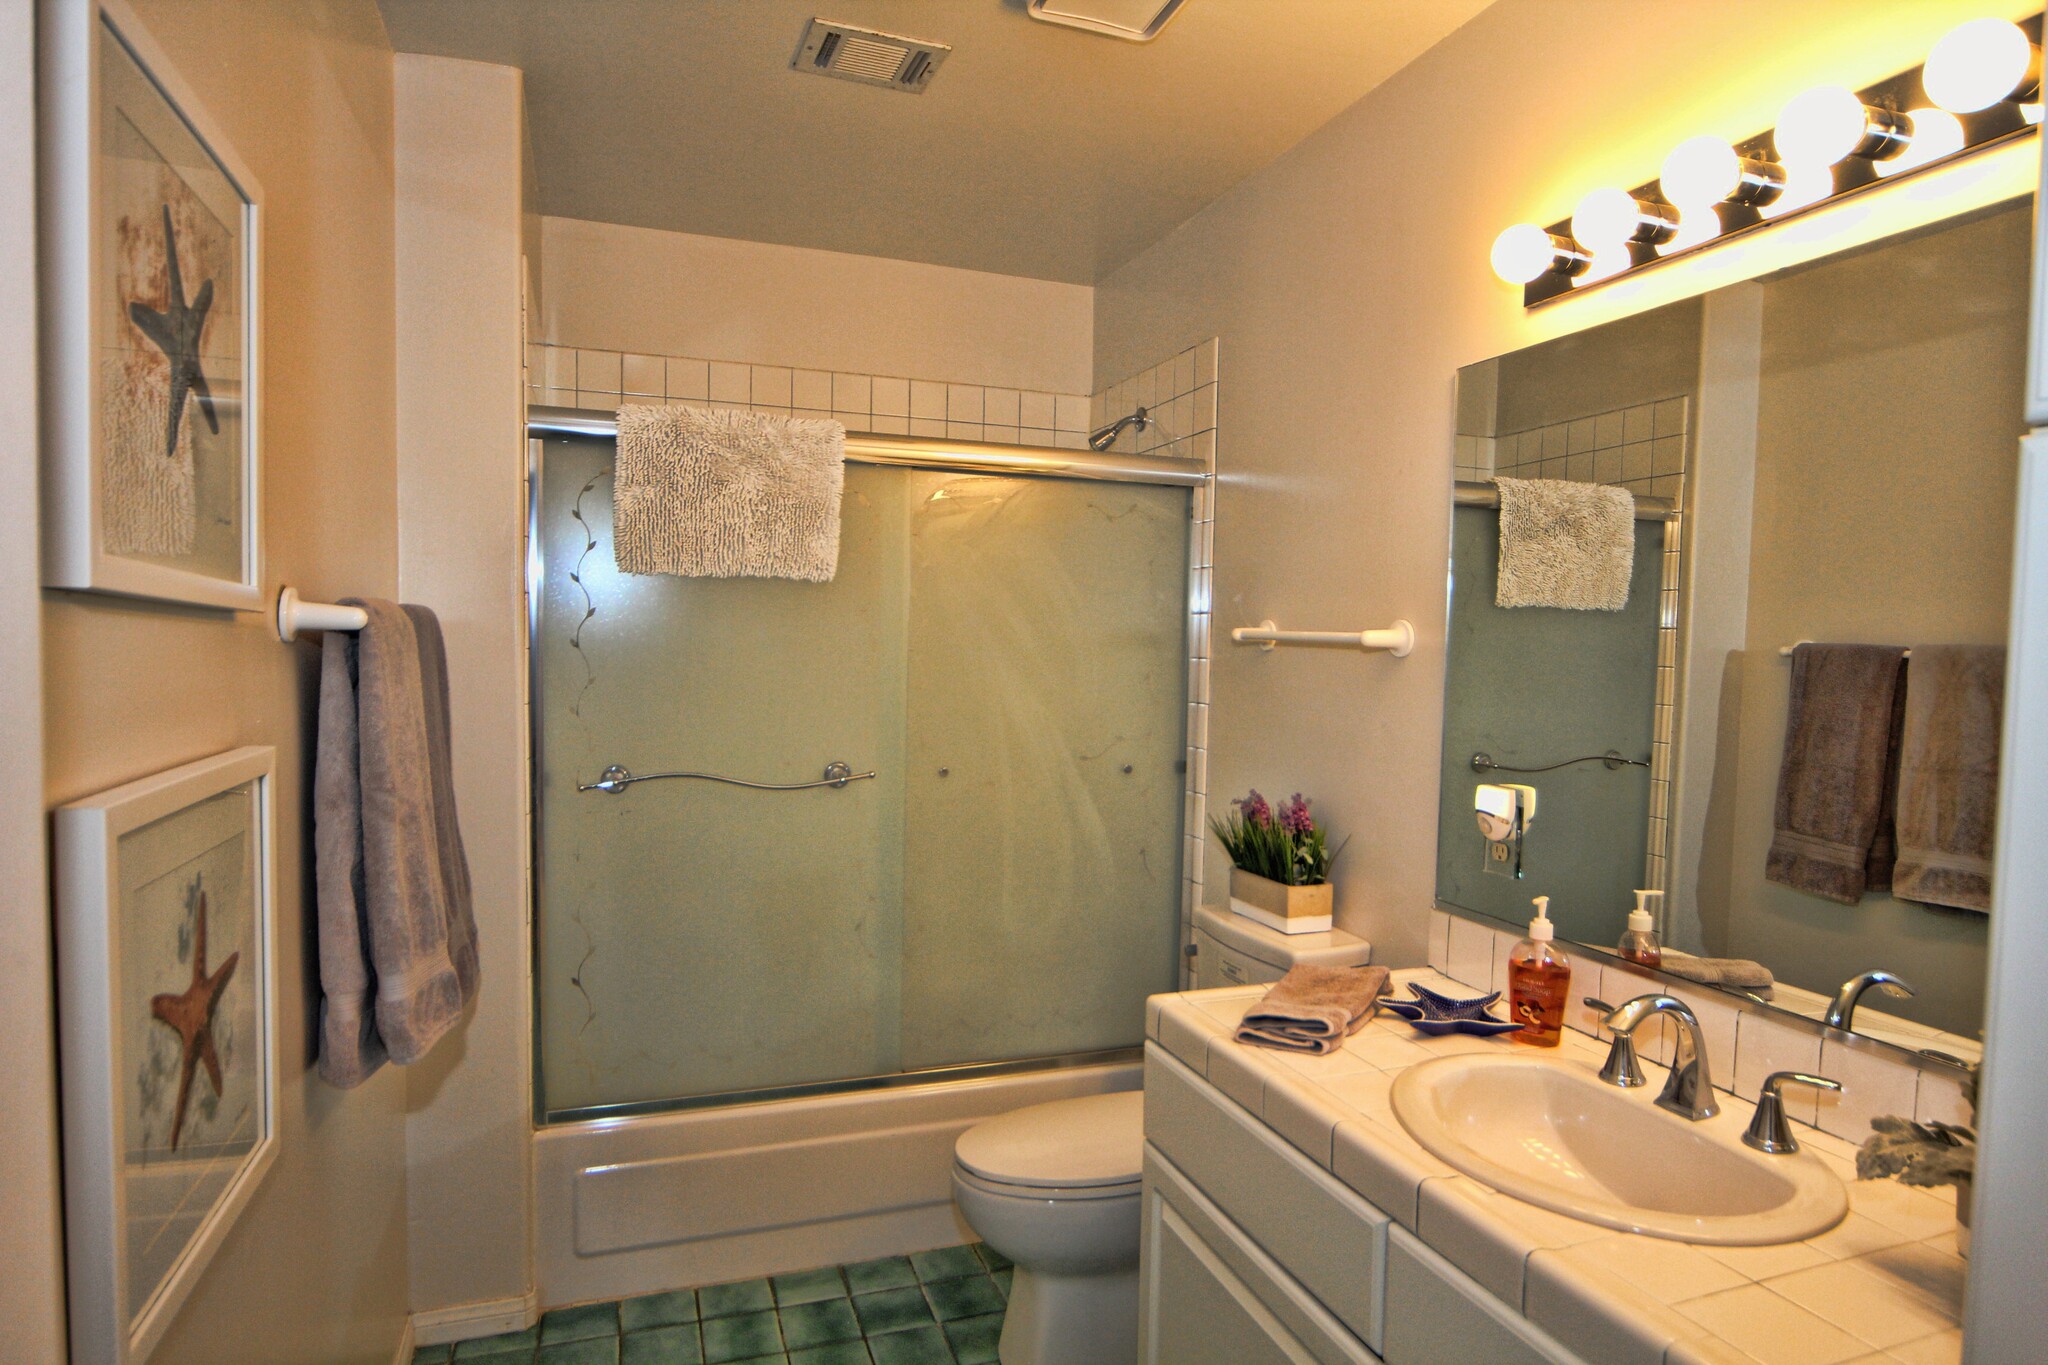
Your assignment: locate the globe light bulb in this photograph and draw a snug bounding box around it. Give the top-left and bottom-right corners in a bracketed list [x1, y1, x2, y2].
[1572, 188, 1645, 250]
[1660, 136, 1740, 208]
[1491, 224, 1564, 284]
[1878, 108, 1965, 176]
[1924, 17, 2038, 113]
[1775, 84, 1872, 168]
[1661, 206, 1723, 254]
[1571, 246, 1633, 288]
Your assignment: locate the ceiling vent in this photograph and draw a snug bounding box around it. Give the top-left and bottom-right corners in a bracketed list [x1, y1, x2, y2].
[1026, 0, 1191, 43]
[791, 19, 949, 94]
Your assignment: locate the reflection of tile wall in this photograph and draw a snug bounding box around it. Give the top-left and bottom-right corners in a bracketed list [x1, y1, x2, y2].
[1092, 340, 1220, 989]
[1469, 396, 1691, 891]
[530, 343, 1094, 448]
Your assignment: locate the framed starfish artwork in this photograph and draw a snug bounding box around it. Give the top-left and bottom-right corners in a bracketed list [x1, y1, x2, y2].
[56, 747, 278, 1364]
[41, 0, 263, 609]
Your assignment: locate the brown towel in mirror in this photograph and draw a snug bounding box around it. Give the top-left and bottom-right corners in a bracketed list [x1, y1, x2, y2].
[1235, 965, 1391, 1055]
[1893, 645, 2004, 912]
[1766, 644, 1908, 904]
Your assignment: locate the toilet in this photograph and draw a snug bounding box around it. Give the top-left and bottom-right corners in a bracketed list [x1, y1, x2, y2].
[951, 1089, 1145, 1365]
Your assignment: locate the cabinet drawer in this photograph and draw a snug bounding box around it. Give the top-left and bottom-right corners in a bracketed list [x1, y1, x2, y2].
[1146, 1044, 1388, 1352]
[1144, 1146, 1379, 1365]
[1382, 1226, 1584, 1365]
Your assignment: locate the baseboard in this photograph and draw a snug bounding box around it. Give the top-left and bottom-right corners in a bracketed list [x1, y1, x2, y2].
[389, 1317, 415, 1365]
[409, 1291, 539, 1347]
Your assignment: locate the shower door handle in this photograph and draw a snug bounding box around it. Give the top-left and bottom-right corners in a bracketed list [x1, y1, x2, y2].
[578, 761, 877, 795]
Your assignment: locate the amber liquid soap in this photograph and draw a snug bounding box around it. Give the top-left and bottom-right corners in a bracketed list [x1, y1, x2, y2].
[1508, 895, 1571, 1047]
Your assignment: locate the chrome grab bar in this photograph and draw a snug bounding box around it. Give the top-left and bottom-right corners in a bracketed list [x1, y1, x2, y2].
[578, 761, 877, 795]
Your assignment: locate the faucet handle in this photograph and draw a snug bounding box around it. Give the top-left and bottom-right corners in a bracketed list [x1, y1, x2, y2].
[1742, 1072, 1842, 1154]
[1585, 999, 1650, 1089]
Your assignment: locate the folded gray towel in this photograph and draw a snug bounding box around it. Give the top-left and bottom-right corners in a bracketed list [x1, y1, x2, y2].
[1493, 476, 1635, 611]
[1235, 965, 1391, 1055]
[1766, 644, 1907, 904]
[613, 403, 845, 581]
[1658, 951, 1774, 994]
[315, 600, 479, 1088]
[1894, 645, 2004, 912]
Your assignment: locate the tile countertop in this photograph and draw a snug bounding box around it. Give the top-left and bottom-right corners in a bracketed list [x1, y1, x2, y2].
[1146, 969, 1967, 1365]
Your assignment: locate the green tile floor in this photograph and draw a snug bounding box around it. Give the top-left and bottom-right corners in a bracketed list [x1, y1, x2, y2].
[412, 1243, 1013, 1365]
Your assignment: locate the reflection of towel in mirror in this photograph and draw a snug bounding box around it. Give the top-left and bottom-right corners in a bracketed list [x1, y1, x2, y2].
[1766, 644, 1908, 905]
[1894, 645, 2004, 913]
[1658, 951, 1774, 996]
[1493, 476, 1635, 610]
[1235, 965, 1391, 1055]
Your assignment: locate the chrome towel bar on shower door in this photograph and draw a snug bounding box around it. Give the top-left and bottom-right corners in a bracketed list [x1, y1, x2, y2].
[578, 761, 878, 795]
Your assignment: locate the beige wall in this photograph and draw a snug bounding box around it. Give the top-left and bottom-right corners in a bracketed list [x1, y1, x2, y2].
[3, 1, 65, 1356]
[394, 52, 536, 1324]
[1699, 203, 2029, 1035]
[39, 3, 406, 1363]
[539, 216, 1094, 394]
[1092, 0, 2038, 967]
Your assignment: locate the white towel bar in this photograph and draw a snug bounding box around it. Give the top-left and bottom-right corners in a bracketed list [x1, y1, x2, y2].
[1231, 619, 1415, 657]
[276, 586, 369, 642]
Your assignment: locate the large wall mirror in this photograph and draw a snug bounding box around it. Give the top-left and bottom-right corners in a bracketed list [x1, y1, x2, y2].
[1438, 195, 2032, 1067]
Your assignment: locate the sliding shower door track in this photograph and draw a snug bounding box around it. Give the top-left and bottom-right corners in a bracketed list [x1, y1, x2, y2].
[542, 1046, 1144, 1126]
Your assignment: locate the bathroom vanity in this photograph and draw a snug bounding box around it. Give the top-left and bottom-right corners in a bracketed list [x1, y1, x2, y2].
[1140, 971, 1966, 1365]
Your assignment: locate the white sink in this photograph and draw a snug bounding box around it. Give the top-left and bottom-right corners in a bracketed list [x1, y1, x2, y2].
[1390, 1053, 1847, 1245]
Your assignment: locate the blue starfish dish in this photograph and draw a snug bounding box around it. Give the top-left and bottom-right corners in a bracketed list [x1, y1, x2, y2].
[1381, 982, 1524, 1036]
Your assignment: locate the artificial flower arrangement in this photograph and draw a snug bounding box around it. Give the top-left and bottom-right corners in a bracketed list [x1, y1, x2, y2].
[1211, 791, 1344, 934]
[1858, 1065, 1977, 1253]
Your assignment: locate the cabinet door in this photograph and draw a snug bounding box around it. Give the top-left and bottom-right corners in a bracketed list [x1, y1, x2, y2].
[1381, 1227, 1584, 1365]
[1143, 1183, 1364, 1365]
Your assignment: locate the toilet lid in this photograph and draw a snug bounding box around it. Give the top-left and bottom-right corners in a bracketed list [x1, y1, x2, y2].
[955, 1091, 1144, 1190]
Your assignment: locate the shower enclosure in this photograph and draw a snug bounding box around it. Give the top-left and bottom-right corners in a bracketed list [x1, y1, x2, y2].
[528, 416, 1196, 1121]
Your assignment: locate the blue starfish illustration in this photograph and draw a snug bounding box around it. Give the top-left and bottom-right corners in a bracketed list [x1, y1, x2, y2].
[127, 204, 219, 458]
[1382, 983, 1523, 1036]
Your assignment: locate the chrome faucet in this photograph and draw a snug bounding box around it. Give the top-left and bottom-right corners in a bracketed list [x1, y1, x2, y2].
[1585, 998, 1648, 1089]
[1742, 1072, 1841, 1154]
[1604, 994, 1720, 1121]
[1824, 970, 1916, 1030]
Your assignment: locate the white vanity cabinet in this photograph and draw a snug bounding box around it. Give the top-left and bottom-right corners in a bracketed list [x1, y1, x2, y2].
[1141, 1043, 1584, 1365]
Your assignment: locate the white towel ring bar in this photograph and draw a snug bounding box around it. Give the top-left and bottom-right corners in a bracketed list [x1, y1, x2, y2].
[1777, 641, 1913, 658]
[276, 586, 369, 643]
[1231, 619, 1415, 657]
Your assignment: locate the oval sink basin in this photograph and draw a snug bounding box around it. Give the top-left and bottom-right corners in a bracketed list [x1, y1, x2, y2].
[1390, 1053, 1847, 1245]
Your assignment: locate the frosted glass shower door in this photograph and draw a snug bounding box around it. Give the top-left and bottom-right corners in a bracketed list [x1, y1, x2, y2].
[535, 437, 910, 1114]
[533, 436, 1189, 1117]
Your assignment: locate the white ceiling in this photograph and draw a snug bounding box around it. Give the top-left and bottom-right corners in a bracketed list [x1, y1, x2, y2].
[375, 0, 1493, 284]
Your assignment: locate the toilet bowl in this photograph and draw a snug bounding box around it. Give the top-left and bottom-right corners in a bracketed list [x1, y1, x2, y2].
[951, 1089, 1144, 1365]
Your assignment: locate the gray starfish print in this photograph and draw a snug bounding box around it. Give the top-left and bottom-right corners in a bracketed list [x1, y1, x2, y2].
[127, 203, 219, 458]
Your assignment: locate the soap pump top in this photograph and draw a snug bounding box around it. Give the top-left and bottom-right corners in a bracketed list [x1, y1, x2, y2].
[1627, 889, 1661, 934]
[1618, 889, 1663, 967]
[1528, 895, 1555, 942]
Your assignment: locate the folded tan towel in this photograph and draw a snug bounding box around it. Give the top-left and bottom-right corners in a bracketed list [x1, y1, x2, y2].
[1894, 645, 2004, 912]
[1659, 951, 1774, 994]
[1766, 644, 1907, 904]
[1235, 965, 1391, 1055]
[1493, 476, 1635, 611]
[613, 403, 844, 581]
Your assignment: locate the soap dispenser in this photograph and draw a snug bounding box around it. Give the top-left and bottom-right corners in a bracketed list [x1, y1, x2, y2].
[1508, 895, 1571, 1048]
[1618, 890, 1663, 968]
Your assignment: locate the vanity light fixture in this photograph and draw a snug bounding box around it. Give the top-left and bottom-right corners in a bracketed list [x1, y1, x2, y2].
[1493, 12, 2043, 305]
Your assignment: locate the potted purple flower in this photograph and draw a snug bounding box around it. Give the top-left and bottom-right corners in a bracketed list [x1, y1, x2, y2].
[1210, 791, 1342, 935]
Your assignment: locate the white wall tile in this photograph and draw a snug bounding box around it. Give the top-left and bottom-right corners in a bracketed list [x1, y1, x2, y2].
[1445, 914, 1494, 991]
[540, 345, 576, 389]
[1173, 348, 1197, 402]
[1019, 427, 1055, 448]
[909, 416, 947, 438]
[792, 368, 833, 411]
[832, 372, 871, 414]
[1195, 338, 1217, 388]
[708, 360, 749, 404]
[1814, 1033, 1923, 1143]
[1427, 910, 1452, 974]
[910, 380, 948, 420]
[868, 412, 909, 436]
[1055, 393, 1088, 432]
[872, 375, 909, 417]
[983, 387, 1019, 427]
[622, 353, 664, 395]
[748, 365, 792, 408]
[1914, 1067, 1973, 1128]
[1019, 390, 1055, 430]
[1732, 1010, 1825, 1117]
[665, 357, 709, 401]
[577, 348, 622, 393]
[947, 384, 984, 422]
[946, 421, 983, 442]
[982, 423, 1019, 445]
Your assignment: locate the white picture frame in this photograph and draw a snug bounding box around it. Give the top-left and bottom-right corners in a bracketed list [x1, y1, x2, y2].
[39, 0, 264, 610]
[56, 747, 279, 1365]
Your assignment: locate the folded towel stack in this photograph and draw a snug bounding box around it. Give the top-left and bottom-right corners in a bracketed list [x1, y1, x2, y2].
[1235, 965, 1392, 1055]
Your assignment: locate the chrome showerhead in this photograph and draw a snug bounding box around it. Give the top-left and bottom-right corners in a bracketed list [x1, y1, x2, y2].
[1088, 405, 1151, 452]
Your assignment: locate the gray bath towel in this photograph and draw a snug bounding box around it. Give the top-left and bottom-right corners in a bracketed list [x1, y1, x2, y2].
[1766, 644, 1907, 905]
[1659, 951, 1774, 995]
[1235, 965, 1391, 1055]
[613, 403, 844, 581]
[1894, 645, 2004, 912]
[315, 600, 478, 1089]
[1494, 476, 1635, 610]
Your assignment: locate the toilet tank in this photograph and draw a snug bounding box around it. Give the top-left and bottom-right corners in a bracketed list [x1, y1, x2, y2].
[1191, 906, 1372, 989]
